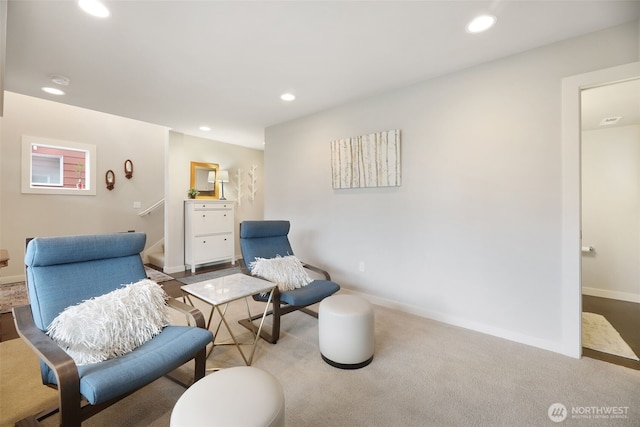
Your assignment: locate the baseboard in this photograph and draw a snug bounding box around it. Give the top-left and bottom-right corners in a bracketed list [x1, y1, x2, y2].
[0, 274, 25, 285]
[339, 287, 565, 356]
[164, 265, 187, 275]
[582, 287, 640, 303]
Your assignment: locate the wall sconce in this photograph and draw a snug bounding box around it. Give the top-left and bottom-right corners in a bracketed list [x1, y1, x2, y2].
[217, 170, 229, 200]
[124, 159, 133, 179]
[105, 170, 115, 190]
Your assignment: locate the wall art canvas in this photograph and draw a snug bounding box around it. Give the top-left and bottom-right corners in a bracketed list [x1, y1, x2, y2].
[331, 129, 401, 189]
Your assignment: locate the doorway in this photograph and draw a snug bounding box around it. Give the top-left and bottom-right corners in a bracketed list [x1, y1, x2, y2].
[580, 79, 640, 369]
[561, 61, 640, 361]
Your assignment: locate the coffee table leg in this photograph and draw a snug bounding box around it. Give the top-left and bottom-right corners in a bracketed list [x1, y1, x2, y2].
[245, 288, 275, 365]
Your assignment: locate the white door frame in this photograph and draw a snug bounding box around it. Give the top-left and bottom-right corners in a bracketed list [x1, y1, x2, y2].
[561, 61, 640, 358]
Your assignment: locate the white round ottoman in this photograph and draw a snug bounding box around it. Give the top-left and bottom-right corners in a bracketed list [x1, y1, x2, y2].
[318, 294, 374, 369]
[170, 366, 285, 427]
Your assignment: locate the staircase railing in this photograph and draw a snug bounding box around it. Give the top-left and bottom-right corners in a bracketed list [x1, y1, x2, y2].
[139, 198, 164, 216]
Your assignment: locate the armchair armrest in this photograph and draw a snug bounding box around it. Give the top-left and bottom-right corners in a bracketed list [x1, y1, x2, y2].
[166, 297, 206, 328]
[301, 262, 331, 281]
[13, 304, 80, 424]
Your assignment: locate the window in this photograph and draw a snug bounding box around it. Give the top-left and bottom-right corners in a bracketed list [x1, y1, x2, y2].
[22, 136, 97, 195]
[31, 153, 64, 186]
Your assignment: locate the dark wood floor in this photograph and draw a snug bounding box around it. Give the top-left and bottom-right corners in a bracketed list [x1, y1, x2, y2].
[2, 274, 638, 371]
[0, 310, 18, 341]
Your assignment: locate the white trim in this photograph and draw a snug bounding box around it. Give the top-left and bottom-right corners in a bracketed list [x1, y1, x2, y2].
[561, 61, 640, 359]
[340, 287, 562, 354]
[0, 274, 25, 285]
[582, 288, 640, 304]
[164, 265, 187, 275]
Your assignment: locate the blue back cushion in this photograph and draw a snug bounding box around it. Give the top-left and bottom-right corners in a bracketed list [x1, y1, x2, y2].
[239, 221, 294, 271]
[25, 233, 147, 331]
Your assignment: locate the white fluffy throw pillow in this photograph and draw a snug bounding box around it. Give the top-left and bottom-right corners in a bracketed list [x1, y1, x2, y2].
[47, 279, 169, 365]
[250, 255, 312, 292]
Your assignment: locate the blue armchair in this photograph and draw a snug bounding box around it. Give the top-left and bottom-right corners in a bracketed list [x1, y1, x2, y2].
[13, 233, 213, 426]
[238, 221, 340, 343]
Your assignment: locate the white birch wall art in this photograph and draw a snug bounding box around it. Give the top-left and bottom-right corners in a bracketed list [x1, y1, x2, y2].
[248, 164, 258, 202]
[235, 168, 244, 206]
[330, 129, 401, 189]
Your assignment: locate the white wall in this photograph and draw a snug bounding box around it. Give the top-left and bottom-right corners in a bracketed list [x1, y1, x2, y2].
[164, 131, 264, 274]
[0, 92, 167, 283]
[582, 125, 640, 302]
[264, 22, 639, 355]
[0, 93, 265, 281]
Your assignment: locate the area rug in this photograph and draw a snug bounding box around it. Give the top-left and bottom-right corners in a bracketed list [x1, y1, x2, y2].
[0, 282, 28, 313]
[144, 266, 174, 283]
[177, 266, 242, 285]
[582, 312, 639, 361]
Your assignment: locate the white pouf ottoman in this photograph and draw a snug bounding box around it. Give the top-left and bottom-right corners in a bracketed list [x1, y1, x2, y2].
[318, 294, 375, 369]
[170, 366, 285, 427]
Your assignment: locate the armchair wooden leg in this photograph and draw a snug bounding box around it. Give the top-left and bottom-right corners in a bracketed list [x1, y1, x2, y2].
[238, 301, 320, 344]
[271, 301, 281, 343]
[238, 293, 283, 344]
[194, 347, 207, 381]
[238, 315, 278, 344]
[56, 362, 82, 427]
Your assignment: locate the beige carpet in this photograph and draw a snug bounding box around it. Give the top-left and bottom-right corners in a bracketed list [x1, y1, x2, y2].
[3, 301, 640, 426]
[582, 312, 639, 361]
[0, 339, 58, 426]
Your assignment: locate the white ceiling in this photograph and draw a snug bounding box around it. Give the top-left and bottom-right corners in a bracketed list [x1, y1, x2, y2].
[4, 1, 640, 150]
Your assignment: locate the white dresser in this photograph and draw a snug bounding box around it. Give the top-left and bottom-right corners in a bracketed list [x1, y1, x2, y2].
[184, 200, 235, 273]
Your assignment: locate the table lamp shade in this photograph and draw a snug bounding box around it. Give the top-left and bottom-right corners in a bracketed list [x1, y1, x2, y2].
[218, 170, 229, 182]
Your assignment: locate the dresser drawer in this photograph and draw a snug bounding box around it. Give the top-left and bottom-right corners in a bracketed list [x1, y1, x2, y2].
[192, 209, 233, 236]
[192, 234, 233, 263]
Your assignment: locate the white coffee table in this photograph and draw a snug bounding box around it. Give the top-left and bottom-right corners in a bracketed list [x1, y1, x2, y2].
[181, 273, 276, 366]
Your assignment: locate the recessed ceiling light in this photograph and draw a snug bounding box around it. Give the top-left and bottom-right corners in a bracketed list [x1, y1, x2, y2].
[41, 87, 65, 96]
[199, 126, 211, 131]
[78, 0, 110, 18]
[466, 14, 496, 34]
[280, 93, 295, 101]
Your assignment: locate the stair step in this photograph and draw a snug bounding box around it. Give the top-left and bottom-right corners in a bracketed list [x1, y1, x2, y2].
[147, 251, 164, 269]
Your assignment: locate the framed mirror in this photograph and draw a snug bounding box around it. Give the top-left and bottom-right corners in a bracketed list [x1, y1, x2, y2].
[21, 135, 97, 195]
[190, 161, 219, 199]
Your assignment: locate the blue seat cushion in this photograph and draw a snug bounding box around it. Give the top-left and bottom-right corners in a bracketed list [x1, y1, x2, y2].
[42, 326, 213, 405]
[254, 279, 340, 307]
